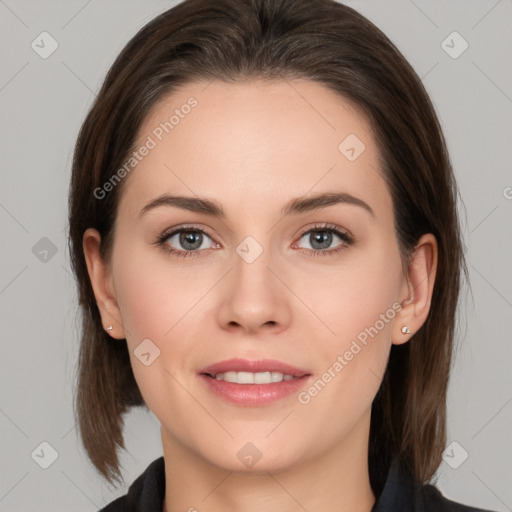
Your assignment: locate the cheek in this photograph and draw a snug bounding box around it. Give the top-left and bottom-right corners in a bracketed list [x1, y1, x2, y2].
[112, 241, 194, 341]
[298, 243, 401, 402]
[295, 259, 400, 441]
[303, 244, 402, 347]
[109, 244, 189, 389]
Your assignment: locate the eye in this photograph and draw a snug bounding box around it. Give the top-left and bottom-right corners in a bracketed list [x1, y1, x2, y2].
[154, 223, 354, 259]
[155, 225, 219, 258]
[294, 223, 354, 256]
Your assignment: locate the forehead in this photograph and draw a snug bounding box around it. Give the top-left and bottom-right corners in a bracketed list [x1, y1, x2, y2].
[118, 78, 390, 221]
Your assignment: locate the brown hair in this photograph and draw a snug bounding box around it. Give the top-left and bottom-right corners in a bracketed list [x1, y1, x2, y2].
[67, 0, 466, 493]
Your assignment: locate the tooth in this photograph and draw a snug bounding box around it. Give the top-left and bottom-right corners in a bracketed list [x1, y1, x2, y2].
[254, 372, 272, 384]
[237, 371, 255, 384]
[210, 371, 298, 383]
[271, 372, 284, 382]
[223, 371, 238, 383]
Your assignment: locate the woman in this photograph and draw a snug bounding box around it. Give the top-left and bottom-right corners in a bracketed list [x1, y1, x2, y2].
[67, 0, 498, 510]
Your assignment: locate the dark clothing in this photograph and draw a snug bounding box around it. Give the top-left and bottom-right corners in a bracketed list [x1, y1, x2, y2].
[99, 456, 497, 512]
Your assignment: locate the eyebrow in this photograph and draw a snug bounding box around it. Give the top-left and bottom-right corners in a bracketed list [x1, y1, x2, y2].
[139, 191, 375, 218]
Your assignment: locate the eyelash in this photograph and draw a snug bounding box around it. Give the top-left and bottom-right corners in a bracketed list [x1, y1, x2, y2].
[154, 223, 354, 259]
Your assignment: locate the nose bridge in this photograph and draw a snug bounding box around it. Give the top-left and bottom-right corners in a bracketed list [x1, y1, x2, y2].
[217, 233, 291, 333]
[232, 234, 279, 306]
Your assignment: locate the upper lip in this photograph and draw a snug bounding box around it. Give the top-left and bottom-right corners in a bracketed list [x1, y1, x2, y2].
[199, 358, 310, 377]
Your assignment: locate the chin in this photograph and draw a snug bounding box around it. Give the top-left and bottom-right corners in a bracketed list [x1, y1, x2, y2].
[199, 439, 306, 475]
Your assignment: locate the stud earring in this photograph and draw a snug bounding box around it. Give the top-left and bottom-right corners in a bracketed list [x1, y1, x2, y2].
[106, 325, 113, 332]
[401, 326, 410, 335]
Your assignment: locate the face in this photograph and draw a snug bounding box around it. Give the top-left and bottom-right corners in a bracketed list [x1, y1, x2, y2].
[89, 79, 413, 473]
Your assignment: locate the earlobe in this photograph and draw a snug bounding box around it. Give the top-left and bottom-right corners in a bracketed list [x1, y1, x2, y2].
[392, 233, 438, 345]
[82, 228, 125, 339]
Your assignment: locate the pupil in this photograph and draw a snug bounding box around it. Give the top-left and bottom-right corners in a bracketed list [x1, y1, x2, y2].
[312, 231, 331, 250]
[180, 231, 202, 250]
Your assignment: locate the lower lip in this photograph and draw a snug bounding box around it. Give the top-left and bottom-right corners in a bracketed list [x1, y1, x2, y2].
[198, 374, 311, 406]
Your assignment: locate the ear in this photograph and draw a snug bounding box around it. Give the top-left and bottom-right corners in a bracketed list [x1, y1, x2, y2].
[392, 233, 438, 345]
[82, 228, 126, 339]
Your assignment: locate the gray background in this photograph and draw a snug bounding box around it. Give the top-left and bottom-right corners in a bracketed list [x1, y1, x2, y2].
[1, 0, 511, 510]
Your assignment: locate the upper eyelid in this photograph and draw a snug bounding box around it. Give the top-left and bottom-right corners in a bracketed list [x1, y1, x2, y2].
[162, 225, 216, 242]
[297, 223, 351, 238]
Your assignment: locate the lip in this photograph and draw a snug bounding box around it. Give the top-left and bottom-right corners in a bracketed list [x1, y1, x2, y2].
[199, 358, 310, 377]
[198, 358, 312, 407]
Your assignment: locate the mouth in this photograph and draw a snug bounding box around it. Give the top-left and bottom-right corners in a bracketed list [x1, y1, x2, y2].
[198, 358, 312, 406]
[203, 371, 302, 384]
[199, 357, 310, 380]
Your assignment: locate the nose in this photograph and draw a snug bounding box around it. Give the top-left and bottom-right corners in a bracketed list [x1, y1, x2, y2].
[216, 246, 292, 336]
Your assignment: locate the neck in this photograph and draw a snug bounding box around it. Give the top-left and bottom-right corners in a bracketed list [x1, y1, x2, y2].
[161, 411, 376, 512]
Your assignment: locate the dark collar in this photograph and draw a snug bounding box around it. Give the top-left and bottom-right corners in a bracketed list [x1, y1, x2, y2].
[100, 455, 495, 512]
[370, 458, 422, 512]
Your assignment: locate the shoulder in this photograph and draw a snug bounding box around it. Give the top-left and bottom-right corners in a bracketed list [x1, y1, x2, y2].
[373, 457, 499, 512]
[420, 484, 499, 512]
[98, 456, 165, 512]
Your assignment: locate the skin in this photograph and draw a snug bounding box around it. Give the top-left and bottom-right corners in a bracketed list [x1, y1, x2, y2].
[83, 79, 437, 512]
